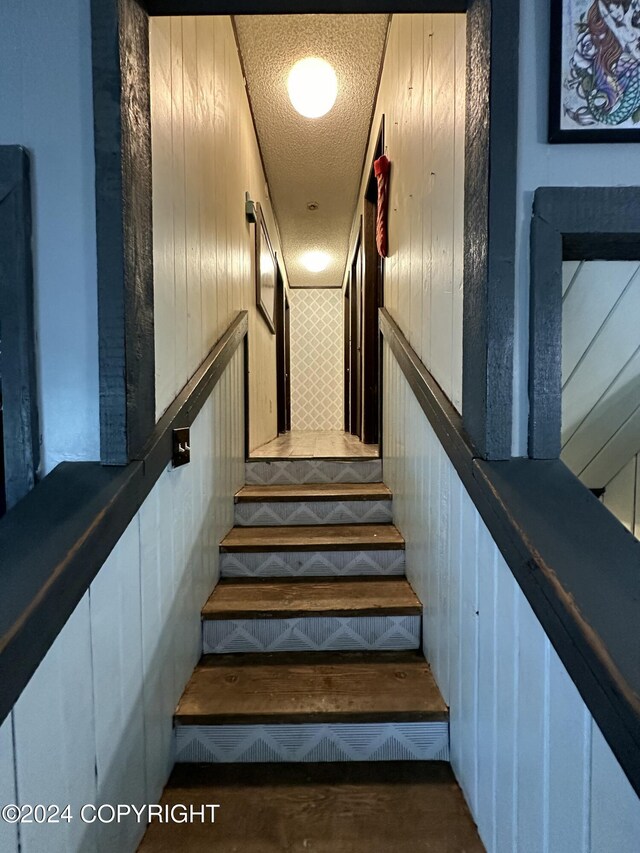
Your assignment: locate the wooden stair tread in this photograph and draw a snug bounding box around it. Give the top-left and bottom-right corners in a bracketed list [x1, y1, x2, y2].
[138, 762, 484, 852]
[202, 577, 421, 619]
[235, 483, 392, 502]
[220, 523, 405, 552]
[175, 651, 447, 724]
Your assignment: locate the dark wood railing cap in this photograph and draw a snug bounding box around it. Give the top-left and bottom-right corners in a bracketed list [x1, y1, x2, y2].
[0, 312, 248, 726]
[380, 306, 640, 798]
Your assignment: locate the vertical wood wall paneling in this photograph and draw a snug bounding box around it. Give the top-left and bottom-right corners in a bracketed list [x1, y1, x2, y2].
[476, 528, 498, 850]
[150, 16, 279, 450]
[172, 16, 189, 410]
[421, 14, 433, 368]
[139, 477, 175, 803]
[547, 651, 591, 853]
[182, 16, 203, 375]
[590, 721, 640, 850]
[150, 17, 175, 419]
[89, 520, 146, 852]
[198, 16, 216, 369]
[0, 716, 18, 851]
[409, 15, 425, 361]
[5, 352, 245, 853]
[603, 454, 640, 537]
[515, 594, 549, 853]
[347, 14, 465, 414]
[493, 556, 519, 853]
[383, 340, 640, 852]
[430, 14, 456, 401]
[13, 594, 97, 853]
[451, 15, 466, 411]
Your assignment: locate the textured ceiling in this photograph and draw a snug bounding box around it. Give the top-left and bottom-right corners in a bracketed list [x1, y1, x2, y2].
[234, 15, 389, 288]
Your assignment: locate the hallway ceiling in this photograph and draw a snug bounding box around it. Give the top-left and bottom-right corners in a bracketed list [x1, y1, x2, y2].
[233, 14, 389, 288]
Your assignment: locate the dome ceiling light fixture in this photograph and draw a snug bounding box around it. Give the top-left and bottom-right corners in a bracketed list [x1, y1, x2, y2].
[287, 57, 338, 119]
[301, 250, 331, 273]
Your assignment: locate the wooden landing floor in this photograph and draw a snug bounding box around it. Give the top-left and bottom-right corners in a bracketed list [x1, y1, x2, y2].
[137, 762, 484, 852]
[250, 430, 379, 459]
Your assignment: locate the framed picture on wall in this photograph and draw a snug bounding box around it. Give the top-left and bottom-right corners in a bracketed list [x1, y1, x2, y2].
[255, 202, 277, 334]
[549, 0, 640, 142]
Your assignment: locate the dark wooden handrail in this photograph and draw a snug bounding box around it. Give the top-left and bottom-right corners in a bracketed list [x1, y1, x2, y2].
[0, 311, 248, 726]
[145, 0, 468, 14]
[380, 306, 640, 798]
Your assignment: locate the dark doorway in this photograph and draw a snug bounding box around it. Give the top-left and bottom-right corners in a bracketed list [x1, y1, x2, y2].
[275, 263, 291, 434]
[0, 388, 6, 519]
[284, 291, 292, 432]
[359, 119, 385, 445]
[343, 281, 351, 431]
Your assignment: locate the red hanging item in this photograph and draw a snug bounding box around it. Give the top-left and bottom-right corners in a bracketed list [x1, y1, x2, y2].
[373, 155, 391, 258]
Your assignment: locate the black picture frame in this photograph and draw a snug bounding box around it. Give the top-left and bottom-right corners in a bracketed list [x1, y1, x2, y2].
[255, 203, 277, 334]
[549, 0, 640, 143]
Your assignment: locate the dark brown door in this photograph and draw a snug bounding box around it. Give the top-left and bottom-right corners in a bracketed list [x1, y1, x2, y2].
[349, 231, 362, 439]
[344, 282, 351, 431]
[361, 196, 382, 445]
[360, 117, 385, 445]
[284, 293, 291, 431]
[275, 265, 287, 435]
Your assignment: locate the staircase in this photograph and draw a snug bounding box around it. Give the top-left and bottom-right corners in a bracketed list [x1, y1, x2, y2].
[139, 457, 482, 850]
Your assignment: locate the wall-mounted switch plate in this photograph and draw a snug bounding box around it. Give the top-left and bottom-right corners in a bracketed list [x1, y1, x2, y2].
[172, 427, 191, 468]
[245, 192, 257, 223]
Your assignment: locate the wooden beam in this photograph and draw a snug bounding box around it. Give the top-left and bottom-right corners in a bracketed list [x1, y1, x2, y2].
[462, 0, 519, 460]
[90, 0, 155, 463]
[145, 1, 468, 14]
[0, 146, 40, 509]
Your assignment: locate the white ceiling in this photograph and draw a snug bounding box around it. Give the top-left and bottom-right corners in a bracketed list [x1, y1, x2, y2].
[234, 14, 389, 288]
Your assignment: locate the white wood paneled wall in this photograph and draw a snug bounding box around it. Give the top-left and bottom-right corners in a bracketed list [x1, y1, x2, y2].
[0, 717, 18, 851]
[383, 341, 640, 852]
[349, 14, 466, 411]
[561, 261, 640, 493]
[603, 453, 640, 539]
[0, 350, 244, 853]
[150, 16, 281, 450]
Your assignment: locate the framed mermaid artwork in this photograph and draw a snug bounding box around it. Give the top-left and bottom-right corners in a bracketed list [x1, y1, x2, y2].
[550, 0, 640, 141]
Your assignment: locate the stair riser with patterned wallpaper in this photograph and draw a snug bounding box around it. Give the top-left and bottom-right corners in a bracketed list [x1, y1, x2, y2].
[175, 722, 450, 764]
[234, 499, 393, 526]
[202, 615, 421, 653]
[245, 459, 382, 485]
[220, 549, 406, 577]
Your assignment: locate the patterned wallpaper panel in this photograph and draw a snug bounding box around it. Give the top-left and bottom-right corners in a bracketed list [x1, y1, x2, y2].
[290, 289, 344, 430]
